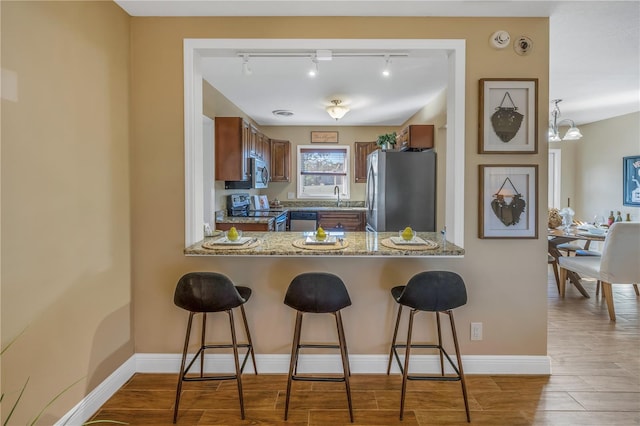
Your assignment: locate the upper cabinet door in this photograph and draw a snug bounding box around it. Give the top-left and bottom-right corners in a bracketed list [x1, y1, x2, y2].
[215, 117, 250, 181]
[270, 139, 291, 182]
[354, 141, 378, 183]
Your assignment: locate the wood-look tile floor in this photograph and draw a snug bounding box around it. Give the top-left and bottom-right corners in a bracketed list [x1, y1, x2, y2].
[92, 274, 640, 425]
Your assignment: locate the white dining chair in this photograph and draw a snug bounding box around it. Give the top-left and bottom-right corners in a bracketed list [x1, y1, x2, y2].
[558, 222, 640, 321]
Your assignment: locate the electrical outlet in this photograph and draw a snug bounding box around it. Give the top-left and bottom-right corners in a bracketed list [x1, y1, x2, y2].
[287, 192, 295, 199]
[471, 322, 483, 341]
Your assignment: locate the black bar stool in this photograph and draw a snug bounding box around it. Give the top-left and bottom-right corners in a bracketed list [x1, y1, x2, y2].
[386, 271, 470, 422]
[173, 272, 257, 423]
[283, 272, 354, 422]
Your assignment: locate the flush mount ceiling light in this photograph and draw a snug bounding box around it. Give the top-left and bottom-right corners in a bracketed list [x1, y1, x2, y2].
[548, 99, 583, 142]
[326, 100, 350, 120]
[241, 54, 252, 76]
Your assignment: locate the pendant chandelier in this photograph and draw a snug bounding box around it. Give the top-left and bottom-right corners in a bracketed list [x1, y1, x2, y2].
[548, 99, 583, 142]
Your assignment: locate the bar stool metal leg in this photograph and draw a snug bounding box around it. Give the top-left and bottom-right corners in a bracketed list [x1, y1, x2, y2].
[239, 305, 258, 374]
[173, 312, 194, 423]
[200, 313, 206, 377]
[448, 310, 470, 422]
[400, 309, 416, 420]
[336, 311, 354, 422]
[228, 310, 245, 419]
[387, 305, 403, 375]
[285, 311, 303, 421]
[436, 312, 444, 376]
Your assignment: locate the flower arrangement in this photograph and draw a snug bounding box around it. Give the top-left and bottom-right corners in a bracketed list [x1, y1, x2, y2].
[548, 208, 562, 229]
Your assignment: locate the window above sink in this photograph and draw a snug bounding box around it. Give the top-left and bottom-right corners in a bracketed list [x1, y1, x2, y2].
[297, 145, 350, 200]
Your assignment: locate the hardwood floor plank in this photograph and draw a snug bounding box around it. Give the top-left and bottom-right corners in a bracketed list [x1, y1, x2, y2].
[99, 389, 175, 410]
[415, 410, 531, 425]
[567, 391, 640, 411]
[274, 389, 378, 410]
[198, 409, 309, 425]
[93, 408, 204, 425]
[374, 389, 480, 411]
[528, 410, 640, 425]
[310, 409, 419, 425]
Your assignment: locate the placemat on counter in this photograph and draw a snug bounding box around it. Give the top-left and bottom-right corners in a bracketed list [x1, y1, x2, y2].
[380, 238, 438, 250]
[202, 239, 262, 250]
[291, 239, 349, 250]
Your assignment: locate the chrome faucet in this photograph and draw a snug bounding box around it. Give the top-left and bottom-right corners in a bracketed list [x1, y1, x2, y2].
[334, 185, 341, 207]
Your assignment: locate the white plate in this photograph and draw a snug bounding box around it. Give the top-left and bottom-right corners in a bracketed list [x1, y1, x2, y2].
[305, 236, 337, 245]
[578, 231, 607, 238]
[577, 225, 595, 231]
[390, 236, 429, 246]
[210, 236, 252, 245]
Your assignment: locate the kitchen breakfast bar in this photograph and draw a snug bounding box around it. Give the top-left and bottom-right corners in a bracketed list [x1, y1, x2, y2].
[185, 231, 464, 257]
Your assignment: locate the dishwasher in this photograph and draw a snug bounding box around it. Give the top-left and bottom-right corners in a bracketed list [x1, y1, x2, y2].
[289, 211, 317, 231]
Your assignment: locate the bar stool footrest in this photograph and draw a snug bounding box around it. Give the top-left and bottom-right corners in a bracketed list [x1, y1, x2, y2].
[391, 344, 462, 377]
[182, 343, 254, 379]
[292, 376, 346, 382]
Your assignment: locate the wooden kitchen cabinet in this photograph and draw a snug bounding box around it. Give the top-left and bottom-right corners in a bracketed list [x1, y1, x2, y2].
[317, 211, 364, 231]
[215, 117, 251, 181]
[261, 137, 271, 169]
[397, 124, 434, 150]
[354, 141, 378, 183]
[270, 139, 290, 182]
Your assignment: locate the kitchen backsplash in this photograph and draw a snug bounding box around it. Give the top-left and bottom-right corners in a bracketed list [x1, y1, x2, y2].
[278, 200, 365, 208]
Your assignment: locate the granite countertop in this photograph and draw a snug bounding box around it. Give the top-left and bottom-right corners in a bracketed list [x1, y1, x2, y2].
[185, 231, 464, 258]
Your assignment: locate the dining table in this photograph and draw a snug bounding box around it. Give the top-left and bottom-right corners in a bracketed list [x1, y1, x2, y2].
[548, 226, 607, 298]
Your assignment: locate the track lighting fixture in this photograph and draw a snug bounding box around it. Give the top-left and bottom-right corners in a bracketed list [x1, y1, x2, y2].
[309, 56, 319, 77]
[242, 54, 252, 76]
[382, 55, 391, 77]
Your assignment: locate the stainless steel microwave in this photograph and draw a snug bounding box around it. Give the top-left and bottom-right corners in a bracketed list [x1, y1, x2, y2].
[252, 158, 269, 189]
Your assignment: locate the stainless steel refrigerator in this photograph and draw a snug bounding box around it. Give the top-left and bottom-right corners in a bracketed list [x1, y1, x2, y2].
[365, 150, 436, 232]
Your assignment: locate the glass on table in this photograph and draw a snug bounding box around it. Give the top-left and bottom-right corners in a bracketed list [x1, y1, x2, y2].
[593, 215, 605, 229]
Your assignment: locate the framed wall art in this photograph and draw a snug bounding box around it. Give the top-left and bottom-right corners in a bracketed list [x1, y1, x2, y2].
[479, 164, 538, 239]
[623, 155, 640, 207]
[311, 131, 339, 143]
[479, 78, 538, 154]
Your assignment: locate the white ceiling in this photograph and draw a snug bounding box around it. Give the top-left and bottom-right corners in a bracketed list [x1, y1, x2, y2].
[115, 0, 640, 127]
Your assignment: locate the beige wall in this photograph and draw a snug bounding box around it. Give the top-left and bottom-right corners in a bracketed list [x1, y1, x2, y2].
[1, 1, 132, 424]
[555, 112, 640, 222]
[131, 16, 549, 358]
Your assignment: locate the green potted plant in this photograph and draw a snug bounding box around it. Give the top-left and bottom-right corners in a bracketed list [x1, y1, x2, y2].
[376, 132, 397, 151]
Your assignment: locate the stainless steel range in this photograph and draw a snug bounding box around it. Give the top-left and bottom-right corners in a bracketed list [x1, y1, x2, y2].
[227, 194, 288, 231]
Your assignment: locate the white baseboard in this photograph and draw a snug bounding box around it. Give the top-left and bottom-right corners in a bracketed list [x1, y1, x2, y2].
[134, 352, 552, 375]
[54, 355, 136, 426]
[59, 352, 550, 424]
